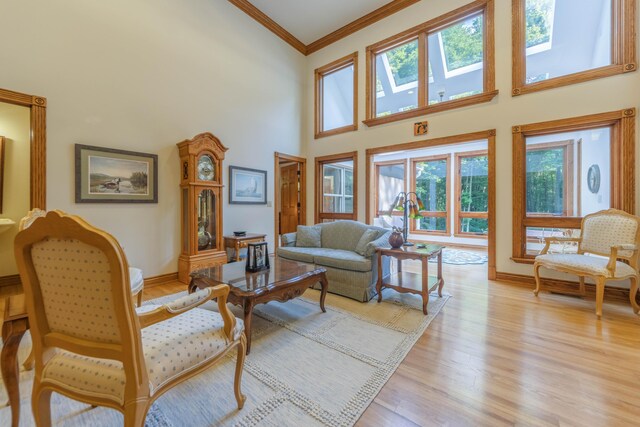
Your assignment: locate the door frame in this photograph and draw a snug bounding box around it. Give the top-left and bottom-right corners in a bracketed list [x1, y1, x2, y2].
[274, 152, 307, 249]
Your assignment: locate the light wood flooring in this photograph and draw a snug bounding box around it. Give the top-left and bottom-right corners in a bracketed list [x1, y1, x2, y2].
[145, 255, 640, 426]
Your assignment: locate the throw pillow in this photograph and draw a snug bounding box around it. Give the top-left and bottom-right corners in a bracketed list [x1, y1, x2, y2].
[296, 225, 322, 248]
[355, 229, 379, 256]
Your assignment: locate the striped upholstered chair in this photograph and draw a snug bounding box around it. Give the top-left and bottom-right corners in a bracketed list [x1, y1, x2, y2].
[14, 210, 246, 426]
[533, 209, 640, 318]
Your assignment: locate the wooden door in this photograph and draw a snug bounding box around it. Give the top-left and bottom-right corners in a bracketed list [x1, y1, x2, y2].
[280, 163, 299, 234]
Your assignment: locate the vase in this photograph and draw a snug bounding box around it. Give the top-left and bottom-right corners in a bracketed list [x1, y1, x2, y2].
[388, 231, 404, 248]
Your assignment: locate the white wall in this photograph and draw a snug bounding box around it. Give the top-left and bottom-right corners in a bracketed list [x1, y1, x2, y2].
[0, 0, 306, 276]
[304, 0, 640, 277]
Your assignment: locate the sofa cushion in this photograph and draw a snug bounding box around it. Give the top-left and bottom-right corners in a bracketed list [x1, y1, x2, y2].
[277, 247, 318, 263]
[320, 221, 369, 251]
[355, 229, 379, 256]
[314, 249, 372, 272]
[296, 225, 322, 248]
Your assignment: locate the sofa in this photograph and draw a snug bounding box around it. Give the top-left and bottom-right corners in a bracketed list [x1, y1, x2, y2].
[277, 221, 391, 302]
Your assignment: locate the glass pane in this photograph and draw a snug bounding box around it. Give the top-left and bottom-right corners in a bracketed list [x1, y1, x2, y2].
[376, 163, 405, 212]
[428, 14, 483, 105]
[418, 216, 447, 232]
[415, 159, 447, 212]
[526, 227, 580, 255]
[525, 0, 612, 83]
[525, 126, 611, 217]
[460, 218, 488, 234]
[322, 65, 354, 131]
[197, 189, 216, 251]
[322, 160, 354, 214]
[460, 155, 488, 212]
[375, 39, 419, 117]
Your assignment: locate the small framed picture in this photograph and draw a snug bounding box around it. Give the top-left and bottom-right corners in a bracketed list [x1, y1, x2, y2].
[75, 144, 158, 203]
[246, 242, 270, 272]
[229, 166, 267, 204]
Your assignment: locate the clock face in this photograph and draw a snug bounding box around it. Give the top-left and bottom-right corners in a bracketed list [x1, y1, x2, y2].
[587, 164, 600, 194]
[197, 155, 215, 181]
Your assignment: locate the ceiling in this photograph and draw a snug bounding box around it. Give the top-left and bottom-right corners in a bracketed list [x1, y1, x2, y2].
[249, 0, 391, 45]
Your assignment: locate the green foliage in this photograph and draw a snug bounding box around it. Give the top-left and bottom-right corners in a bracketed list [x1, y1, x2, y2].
[441, 15, 483, 70]
[526, 147, 565, 214]
[384, 40, 418, 86]
[130, 171, 148, 189]
[525, 0, 553, 48]
[415, 159, 447, 212]
[460, 156, 488, 213]
[461, 218, 488, 234]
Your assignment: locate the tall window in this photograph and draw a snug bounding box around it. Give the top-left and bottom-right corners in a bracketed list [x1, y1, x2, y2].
[512, 109, 636, 261]
[315, 152, 358, 222]
[374, 161, 406, 228]
[512, 0, 636, 95]
[314, 52, 358, 139]
[412, 155, 449, 234]
[365, 0, 496, 127]
[456, 152, 488, 236]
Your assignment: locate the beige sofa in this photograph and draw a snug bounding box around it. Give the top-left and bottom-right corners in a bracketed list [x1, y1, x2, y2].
[277, 221, 391, 302]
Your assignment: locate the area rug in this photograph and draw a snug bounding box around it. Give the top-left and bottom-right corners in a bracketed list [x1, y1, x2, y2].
[0, 288, 449, 426]
[429, 248, 488, 265]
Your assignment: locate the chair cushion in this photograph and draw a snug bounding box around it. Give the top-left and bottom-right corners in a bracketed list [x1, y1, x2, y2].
[295, 225, 322, 248]
[314, 249, 372, 272]
[536, 254, 637, 278]
[129, 267, 144, 296]
[277, 247, 318, 263]
[41, 307, 244, 405]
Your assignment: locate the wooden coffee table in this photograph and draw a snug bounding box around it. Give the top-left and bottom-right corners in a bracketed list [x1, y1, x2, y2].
[189, 257, 328, 354]
[376, 244, 445, 315]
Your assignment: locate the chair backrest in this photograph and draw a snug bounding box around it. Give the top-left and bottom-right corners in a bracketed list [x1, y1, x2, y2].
[579, 209, 640, 260]
[14, 211, 146, 380]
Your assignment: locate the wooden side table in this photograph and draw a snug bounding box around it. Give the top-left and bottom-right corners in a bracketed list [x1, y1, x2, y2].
[223, 233, 267, 262]
[375, 244, 445, 315]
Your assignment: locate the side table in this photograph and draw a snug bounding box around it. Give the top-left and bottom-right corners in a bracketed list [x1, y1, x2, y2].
[223, 233, 267, 262]
[376, 244, 445, 314]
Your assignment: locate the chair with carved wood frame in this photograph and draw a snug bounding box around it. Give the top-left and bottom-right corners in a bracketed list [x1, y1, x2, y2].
[533, 208, 640, 319]
[14, 210, 246, 426]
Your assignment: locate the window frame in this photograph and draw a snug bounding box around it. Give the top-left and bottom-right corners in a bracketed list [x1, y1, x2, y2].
[364, 0, 497, 127]
[315, 151, 358, 222]
[455, 150, 489, 238]
[374, 159, 407, 218]
[314, 52, 358, 139]
[512, 108, 636, 263]
[512, 0, 637, 96]
[410, 154, 451, 236]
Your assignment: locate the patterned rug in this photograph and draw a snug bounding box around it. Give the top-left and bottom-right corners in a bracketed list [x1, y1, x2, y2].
[0, 289, 449, 426]
[428, 248, 488, 265]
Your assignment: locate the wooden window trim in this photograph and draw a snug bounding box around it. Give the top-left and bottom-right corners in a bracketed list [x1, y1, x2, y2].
[454, 150, 489, 238]
[512, 0, 637, 96]
[314, 52, 358, 139]
[315, 151, 358, 223]
[410, 154, 451, 236]
[364, 0, 497, 127]
[512, 108, 636, 262]
[374, 159, 407, 217]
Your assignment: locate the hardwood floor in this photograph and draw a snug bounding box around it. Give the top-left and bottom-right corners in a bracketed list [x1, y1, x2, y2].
[144, 257, 640, 426]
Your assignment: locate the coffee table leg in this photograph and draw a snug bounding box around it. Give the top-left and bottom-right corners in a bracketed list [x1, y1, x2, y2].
[437, 250, 444, 297]
[376, 253, 383, 303]
[243, 300, 254, 355]
[421, 258, 429, 315]
[318, 275, 328, 313]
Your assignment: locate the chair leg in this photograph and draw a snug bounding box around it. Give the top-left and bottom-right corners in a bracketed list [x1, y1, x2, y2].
[32, 385, 52, 427]
[533, 263, 543, 296]
[234, 334, 247, 410]
[629, 275, 640, 314]
[136, 290, 143, 307]
[23, 349, 35, 371]
[124, 401, 149, 427]
[595, 277, 606, 319]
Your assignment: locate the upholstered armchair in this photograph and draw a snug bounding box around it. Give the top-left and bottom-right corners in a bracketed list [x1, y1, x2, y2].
[14, 210, 247, 426]
[533, 209, 640, 318]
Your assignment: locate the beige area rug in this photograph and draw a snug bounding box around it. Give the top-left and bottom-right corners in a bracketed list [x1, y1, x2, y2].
[0, 289, 449, 426]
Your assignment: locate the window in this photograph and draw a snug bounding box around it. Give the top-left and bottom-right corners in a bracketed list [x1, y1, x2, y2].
[314, 52, 358, 138]
[411, 155, 450, 234]
[512, 0, 636, 95]
[455, 152, 488, 236]
[512, 109, 636, 262]
[315, 152, 358, 222]
[374, 160, 406, 218]
[365, 0, 496, 127]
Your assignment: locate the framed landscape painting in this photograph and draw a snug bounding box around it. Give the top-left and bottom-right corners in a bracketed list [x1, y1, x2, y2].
[229, 166, 267, 204]
[75, 144, 158, 203]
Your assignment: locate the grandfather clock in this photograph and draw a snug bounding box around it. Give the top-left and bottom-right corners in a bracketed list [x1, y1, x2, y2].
[177, 132, 228, 284]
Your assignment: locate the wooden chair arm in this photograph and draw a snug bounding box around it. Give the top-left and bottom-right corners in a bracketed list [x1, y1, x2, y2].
[540, 237, 582, 255]
[606, 245, 639, 274]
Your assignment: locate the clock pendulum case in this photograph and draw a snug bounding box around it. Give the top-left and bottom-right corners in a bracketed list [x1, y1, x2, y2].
[176, 132, 229, 283]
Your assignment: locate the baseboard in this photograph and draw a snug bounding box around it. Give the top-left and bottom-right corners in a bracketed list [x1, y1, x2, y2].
[144, 272, 179, 288]
[495, 271, 632, 303]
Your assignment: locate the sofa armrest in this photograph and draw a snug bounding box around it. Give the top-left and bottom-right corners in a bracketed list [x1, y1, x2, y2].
[364, 231, 391, 257]
[280, 232, 297, 247]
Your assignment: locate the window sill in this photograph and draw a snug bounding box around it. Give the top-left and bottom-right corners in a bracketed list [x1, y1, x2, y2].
[511, 257, 535, 265]
[315, 124, 358, 139]
[454, 233, 488, 239]
[363, 90, 499, 128]
[411, 230, 449, 237]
